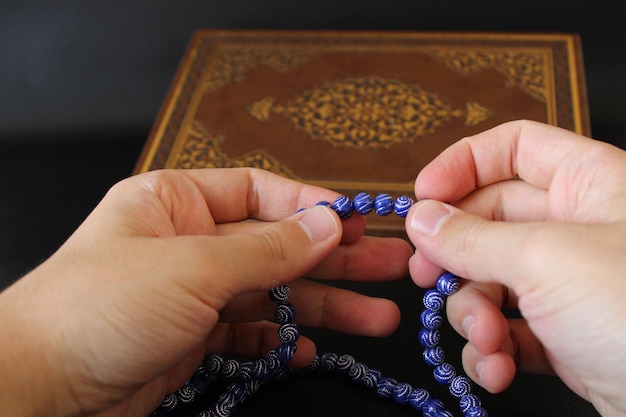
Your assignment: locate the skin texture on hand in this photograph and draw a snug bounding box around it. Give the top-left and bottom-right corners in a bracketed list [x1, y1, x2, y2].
[405, 120, 626, 417]
[0, 167, 413, 417]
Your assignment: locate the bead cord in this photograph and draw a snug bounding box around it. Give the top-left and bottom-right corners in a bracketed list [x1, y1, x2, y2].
[151, 193, 489, 417]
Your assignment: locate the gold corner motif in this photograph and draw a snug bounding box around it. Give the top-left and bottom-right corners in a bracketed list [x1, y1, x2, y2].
[175, 121, 301, 179]
[426, 49, 547, 102]
[249, 76, 493, 149]
[203, 47, 321, 94]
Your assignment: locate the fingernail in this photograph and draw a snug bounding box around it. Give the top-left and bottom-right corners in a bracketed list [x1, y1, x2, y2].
[476, 360, 486, 381]
[462, 315, 476, 340]
[410, 200, 453, 236]
[298, 205, 339, 241]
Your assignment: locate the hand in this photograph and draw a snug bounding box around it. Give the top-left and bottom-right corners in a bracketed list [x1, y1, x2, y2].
[405, 120, 626, 417]
[0, 167, 413, 417]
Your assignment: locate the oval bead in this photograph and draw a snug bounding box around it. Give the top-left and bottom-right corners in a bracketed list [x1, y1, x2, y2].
[336, 354, 356, 374]
[376, 377, 397, 398]
[222, 359, 239, 378]
[420, 309, 443, 329]
[190, 368, 212, 393]
[276, 343, 296, 362]
[353, 192, 374, 215]
[204, 354, 224, 374]
[362, 367, 382, 388]
[348, 362, 367, 383]
[393, 195, 414, 217]
[268, 285, 290, 302]
[449, 375, 472, 397]
[459, 393, 482, 412]
[273, 302, 295, 324]
[177, 383, 196, 403]
[433, 362, 456, 384]
[160, 392, 178, 411]
[423, 346, 445, 366]
[436, 272, 460, 296]
[278, 323, 300, 343]
[320, 352, 338, 372]
[332, 195, 353, 219]
[392, 381, 412, 404]
[264, 348, 282, 370]
[374, 193, 394, 216]
[419, 328, 441, 348]
[407, 387, 430, 409]
[423, 289, 446, 311]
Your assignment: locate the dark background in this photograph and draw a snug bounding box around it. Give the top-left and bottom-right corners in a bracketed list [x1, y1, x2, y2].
[1, 1, 623, 416]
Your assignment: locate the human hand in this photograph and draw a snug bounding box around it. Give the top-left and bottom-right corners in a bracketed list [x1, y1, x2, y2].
[0, 167, 413, 417]
[405, 120, 626, 417]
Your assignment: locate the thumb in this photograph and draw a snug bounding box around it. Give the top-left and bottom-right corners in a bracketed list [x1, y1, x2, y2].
[177, 204, 343, 302]
[405, 199, 540, 292]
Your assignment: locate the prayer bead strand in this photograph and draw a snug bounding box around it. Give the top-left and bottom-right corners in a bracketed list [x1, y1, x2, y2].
[152, 193, 488, 417]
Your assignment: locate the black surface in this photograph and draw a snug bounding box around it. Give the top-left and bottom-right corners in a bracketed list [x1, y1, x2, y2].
[1, 1, 624, 416]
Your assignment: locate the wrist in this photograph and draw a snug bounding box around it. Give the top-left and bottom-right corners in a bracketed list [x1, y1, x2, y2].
[0, 275, 77, 417]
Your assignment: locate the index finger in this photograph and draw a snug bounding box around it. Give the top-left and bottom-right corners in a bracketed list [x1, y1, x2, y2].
[414, 120, 592, 203]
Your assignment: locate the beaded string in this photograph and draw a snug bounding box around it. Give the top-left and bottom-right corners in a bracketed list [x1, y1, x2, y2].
[151, 193, 489, 417]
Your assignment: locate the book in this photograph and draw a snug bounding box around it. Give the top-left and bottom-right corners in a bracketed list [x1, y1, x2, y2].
[134, 30, 590, 238]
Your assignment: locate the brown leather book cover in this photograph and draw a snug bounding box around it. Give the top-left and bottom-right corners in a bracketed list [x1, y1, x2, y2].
[134, 30, 590, 237]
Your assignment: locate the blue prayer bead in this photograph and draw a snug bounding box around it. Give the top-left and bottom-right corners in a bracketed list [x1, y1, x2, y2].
[349, 362, 367, 383]
[336, 354, 356, 374]
[449, 375, 472, 397]
[236, 361, 255, 382]
[268, 285, 290, 302]
[434, 363, 456, 384]
[423, 346, 445, 366]
[277, 343, 296, 362]
[160, 393, 178, 411]
[362, 368, 382, 389]
[278, 322, 300, 343]
[419, 328, 441, 348]
[320, 352, 338, 371]
[423, 289, 446, 311]
[420, 309, 443, 329]
[353, 192, 374, 215]
[273, 302, 295, 324]
[332, 195, 354, 219]
[264, 348, 282, 370]
[222, 359, 239, 378]
[177, 384, 197, 403]
[190, 369, 212, 393]
[374, 193, 394, 216]
[393, 195, 414, 217]
[459, 394, 482, 412]
[407, 387, 430, 409]
[377, 377, 398, 398]
[204, 354, 224, 374]
[392, 382, 412, 404]
[436, 272, 460, 296]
